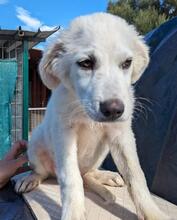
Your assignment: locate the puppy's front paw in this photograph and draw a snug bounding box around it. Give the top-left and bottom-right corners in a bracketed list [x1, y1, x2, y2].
[92, 170, 124, 187]
[61, 201, 86, 220]
[136, 207, 171, 220]
[15, 172, 43, 193]
[61, 209, 86, 220]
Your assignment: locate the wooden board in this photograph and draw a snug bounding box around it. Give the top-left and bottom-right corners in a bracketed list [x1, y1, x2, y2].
[18, 178, 177, 220]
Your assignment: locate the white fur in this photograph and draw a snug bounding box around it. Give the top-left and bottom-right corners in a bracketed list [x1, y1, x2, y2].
[15, 13, 170, 220]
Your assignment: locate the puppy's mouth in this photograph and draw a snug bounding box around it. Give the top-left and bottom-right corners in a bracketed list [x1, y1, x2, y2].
[84, 107, 125, 123]
[87, 112, 125, 123]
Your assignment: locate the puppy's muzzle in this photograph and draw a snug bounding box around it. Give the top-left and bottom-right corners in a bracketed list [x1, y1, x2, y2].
[100, 99, 124, 121]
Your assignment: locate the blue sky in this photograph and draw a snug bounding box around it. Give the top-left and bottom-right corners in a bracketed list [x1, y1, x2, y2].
[0, 0, 108, 30]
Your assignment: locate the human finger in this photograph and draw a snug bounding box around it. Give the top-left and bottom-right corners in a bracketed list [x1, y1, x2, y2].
[15, 166, 32, 175]
[14, 154, 29, 168]
[5, 140, 28, 160]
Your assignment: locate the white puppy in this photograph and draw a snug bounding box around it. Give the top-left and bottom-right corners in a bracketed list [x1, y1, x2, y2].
[15, 13, 170, 220]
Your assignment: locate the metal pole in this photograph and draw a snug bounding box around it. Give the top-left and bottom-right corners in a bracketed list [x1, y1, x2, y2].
[22, 40, 29, 140]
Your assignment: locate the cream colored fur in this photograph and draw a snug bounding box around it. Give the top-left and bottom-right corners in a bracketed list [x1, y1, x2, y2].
[15, 13, 171, 220]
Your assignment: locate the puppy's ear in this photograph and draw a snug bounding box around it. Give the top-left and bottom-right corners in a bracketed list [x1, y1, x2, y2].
[39, 42, 65, 90]
[132, 38, 149, 84]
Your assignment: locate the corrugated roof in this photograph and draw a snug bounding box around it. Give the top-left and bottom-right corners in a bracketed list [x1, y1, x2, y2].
[0, 27, 60, 49]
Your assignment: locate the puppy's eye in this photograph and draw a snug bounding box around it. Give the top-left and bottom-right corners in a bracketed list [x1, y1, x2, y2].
[77, 59, 94, 70]
[121, 58, 132, 70]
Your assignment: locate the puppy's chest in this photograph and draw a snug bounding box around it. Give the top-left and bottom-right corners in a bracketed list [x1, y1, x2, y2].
[77, 124, 105, 159]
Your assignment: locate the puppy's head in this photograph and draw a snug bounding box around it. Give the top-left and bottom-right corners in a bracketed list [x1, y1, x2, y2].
[39, 13, 149, 122]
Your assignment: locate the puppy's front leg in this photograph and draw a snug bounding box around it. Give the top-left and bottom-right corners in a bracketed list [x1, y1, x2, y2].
[53, 127, 85, 220]
[110, 128, 170, 220]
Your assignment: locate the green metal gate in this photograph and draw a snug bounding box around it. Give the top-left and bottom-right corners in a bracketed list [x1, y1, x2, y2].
[0, 28, 58, 159]
[0, 60, 17, 159]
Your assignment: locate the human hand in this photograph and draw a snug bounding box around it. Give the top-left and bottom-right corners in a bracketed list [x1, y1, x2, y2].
[0, 140, 31, 189]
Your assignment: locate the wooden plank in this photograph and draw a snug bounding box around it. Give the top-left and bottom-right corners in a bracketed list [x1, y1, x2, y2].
[13, 177, 177, 220]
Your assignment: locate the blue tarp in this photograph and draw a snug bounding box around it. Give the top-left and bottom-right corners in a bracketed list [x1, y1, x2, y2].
[0, 60, 17, 159]
[0, 181, 35, 220]
[134, 16, 177, 205]
[103, 17, 177, 205]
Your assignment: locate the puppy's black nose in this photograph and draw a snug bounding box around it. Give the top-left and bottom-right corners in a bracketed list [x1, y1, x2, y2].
[100, 99, 124, 120]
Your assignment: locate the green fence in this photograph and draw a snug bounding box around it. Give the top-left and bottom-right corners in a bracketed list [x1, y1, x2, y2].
[0, 60, 17, 159]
